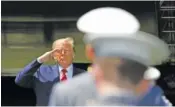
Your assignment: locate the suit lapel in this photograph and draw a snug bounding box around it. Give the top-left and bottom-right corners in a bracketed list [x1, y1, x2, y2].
[73, 67, 78, 77]
[52, 65, 60, 82]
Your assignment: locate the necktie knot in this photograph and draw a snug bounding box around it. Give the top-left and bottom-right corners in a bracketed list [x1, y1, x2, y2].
[62, 69, 67, 74]
[60, 69, 67, 81]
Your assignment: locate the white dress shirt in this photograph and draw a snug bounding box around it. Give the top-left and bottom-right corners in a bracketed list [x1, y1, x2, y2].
[59, 64, 73, 80]
[37, 58, 74, 80]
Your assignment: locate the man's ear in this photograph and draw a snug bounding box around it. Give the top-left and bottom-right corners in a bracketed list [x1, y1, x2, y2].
[51, 52, 55, 60]
[85, 44, 95, 61]
[52, 55, 58, 62]
[51, 52, 58, 62]
[53, 57, 57, 60]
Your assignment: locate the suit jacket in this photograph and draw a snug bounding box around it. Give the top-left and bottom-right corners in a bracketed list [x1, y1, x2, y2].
[138, 85, 172, 106]
[49, 72, 172, 106]
[15, 60, 85, 106]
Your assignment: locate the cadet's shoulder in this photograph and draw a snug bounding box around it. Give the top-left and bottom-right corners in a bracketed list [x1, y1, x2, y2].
[152, 85, 163, 92]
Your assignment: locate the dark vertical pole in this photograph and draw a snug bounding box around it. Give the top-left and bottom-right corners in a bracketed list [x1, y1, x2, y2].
[43, 21, 53, 46]
[155, 1, 162, 39]
[2, 22, 8, 47]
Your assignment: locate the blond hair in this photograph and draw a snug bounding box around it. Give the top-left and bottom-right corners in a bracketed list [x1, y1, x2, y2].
[52, 37, 74, 49]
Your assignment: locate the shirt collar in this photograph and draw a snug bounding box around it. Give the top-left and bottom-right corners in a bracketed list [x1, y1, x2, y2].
[59, 64, 73, 73]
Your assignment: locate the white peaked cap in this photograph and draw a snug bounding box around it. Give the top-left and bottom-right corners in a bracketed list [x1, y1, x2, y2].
[83, 30, 170, 66]
[144, 67, 161, 80]
[77, 7, 140, 35]
[76, 7, 170, 66]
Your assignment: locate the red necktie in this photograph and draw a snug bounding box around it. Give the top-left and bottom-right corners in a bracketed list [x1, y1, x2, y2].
[60, 69, 67, 81]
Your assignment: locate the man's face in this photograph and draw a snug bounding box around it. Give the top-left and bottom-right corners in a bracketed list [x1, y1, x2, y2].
[52, 40, 74, 68]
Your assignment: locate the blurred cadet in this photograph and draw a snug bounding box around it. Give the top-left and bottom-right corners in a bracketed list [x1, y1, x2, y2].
[49, 7, 170, 106]
[138, 67, 172, 106]
[87, 64, 172, 105]
[15, 37, 85, 106]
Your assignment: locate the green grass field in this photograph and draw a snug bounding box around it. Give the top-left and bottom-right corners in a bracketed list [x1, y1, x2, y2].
[2, 32, 90, 73]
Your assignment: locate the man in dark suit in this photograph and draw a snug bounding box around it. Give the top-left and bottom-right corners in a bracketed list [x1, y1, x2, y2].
[15, 37, 85, 106]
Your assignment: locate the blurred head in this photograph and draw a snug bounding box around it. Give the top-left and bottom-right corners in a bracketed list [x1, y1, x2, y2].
[52, 37, 75, 68]
[84, 41, 150, 96]
[91, 57, 148, 96]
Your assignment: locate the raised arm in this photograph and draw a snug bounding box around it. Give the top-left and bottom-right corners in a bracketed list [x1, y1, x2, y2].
[15, 49, 56, 88]
[15, 59, 42, 88]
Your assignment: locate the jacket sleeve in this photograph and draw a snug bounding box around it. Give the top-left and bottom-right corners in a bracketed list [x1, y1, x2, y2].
[15, 59, 42, 88]
[158, 95, 173, 106]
